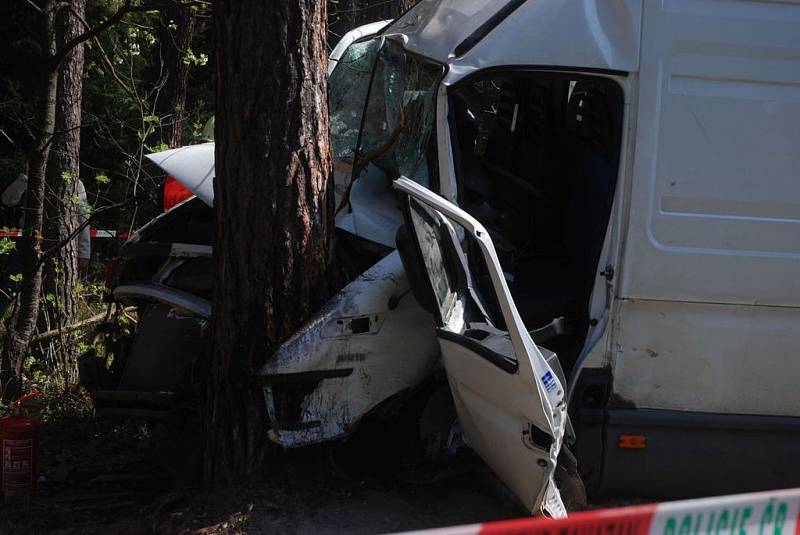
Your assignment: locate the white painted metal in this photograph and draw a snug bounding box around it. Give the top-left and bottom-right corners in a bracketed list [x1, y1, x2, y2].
[612, 0, 800, 415]
[258, 252, 439, 447]
[333, 164, 406, 248]
[113, 284, 211, 318]
[620, 0, 800, 306]
[383, 0, 642, 83]
[435, 83, 458, 203]
[145, 142, 214, 206]
[394, 177, 567, 517]
[613, 298, 800, 416]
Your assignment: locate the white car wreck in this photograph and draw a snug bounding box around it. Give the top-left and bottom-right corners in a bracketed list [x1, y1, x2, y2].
[83, 0, 800, 516]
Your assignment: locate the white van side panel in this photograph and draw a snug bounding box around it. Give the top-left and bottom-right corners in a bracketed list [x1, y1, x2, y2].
[621, 0, 800, 306]
[612, 299, 800, 416]
[612, 0, 800, 416]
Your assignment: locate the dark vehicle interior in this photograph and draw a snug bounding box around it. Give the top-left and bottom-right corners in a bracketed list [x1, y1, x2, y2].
[448, 72, 624, 377]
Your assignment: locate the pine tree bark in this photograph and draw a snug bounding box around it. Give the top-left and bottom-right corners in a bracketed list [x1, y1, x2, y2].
[41, 0, 87, 347]
[1, 0, 58, 400]
[206, 1, 335, 482]
[156, 2, 196, 148]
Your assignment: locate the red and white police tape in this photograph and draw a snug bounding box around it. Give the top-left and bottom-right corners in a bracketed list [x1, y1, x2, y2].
[397, 487, 800, 535]
[0, 229, 129, 239]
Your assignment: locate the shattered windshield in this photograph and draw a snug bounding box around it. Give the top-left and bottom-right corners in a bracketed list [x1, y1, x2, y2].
[330, 39, 380, 163]
[354, 41, 445, 188]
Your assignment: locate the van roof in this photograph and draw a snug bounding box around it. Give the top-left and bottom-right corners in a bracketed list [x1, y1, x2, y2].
[382, 0, 642, 83]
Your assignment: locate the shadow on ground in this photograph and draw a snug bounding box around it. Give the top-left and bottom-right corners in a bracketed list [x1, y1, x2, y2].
[1, 411, 524, 534]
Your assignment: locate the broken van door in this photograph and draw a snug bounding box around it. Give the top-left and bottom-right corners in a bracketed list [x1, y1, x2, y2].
[393, 177, 568, 517]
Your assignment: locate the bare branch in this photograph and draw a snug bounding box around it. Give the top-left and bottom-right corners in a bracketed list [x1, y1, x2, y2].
[50, 0, 134, 69]
[23, 0, 44, 14]
[32, 306, 136, 343]
[38, 197, 132, 264]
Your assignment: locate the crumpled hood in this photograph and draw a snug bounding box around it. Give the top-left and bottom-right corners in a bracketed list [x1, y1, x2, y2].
[145, 143, 215, 206]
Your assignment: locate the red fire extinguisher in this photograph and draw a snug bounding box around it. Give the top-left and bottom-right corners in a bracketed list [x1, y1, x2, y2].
[0, 391, 40, 498]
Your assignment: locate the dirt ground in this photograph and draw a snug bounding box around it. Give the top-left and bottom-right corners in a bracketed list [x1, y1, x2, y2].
[1, 400, 650, 534]
[0, 414, 539, 534]
[154, 468, 524, 535]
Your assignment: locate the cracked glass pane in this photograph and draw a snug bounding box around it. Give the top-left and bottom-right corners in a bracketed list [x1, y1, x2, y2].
[329, 39, 380, 163]
[356, 41, 445, 188]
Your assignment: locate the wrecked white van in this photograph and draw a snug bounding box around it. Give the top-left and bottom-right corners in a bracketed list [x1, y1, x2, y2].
[88, 0, 800, 515]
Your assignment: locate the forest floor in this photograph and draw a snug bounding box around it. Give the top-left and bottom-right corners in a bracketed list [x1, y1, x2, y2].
[1, 407, 537, 534]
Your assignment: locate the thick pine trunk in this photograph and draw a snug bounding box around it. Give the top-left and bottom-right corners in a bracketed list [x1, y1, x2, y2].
[206, 1, 335, 482]
[156, 2, 196, 148]
[41, 0, 87, 353]
[0, 0, 58, 400]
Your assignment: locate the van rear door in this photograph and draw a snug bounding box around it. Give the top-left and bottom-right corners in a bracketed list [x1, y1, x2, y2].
[393, 177, 568, 517]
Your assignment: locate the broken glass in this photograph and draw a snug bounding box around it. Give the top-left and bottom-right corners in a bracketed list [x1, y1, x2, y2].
[355, 41, 445, 188]
[329, 39, 380, 163]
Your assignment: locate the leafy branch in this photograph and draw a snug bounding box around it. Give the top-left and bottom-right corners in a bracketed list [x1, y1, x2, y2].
[49, 0, 210, 70]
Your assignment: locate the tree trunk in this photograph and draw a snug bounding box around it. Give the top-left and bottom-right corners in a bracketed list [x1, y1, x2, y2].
[0, 0, 59, 400]
[41, 0, 87, 360]
[156, 2, 197, 148]
[206, 0, 335, 483]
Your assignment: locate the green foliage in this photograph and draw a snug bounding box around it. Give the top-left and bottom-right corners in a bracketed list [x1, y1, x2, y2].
[191, 119, 205, 139]
[78, 280, 108, 302]
[0, 1, 214, 233]
[77, 0, 215, 231]
[0, 236, 16, 255]
[183, 48, 208, 66]
[0, 0, 216, 408]
[147, 142, 169, 153]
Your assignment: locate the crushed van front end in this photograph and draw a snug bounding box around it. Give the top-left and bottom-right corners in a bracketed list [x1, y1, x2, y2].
[258, 252, 439, 447]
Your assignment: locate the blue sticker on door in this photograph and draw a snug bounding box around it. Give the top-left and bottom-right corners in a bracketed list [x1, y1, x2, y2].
[541, 371, 557, 393]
